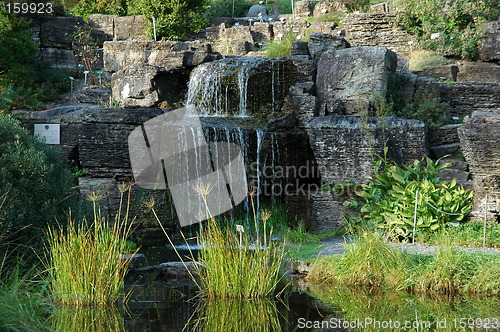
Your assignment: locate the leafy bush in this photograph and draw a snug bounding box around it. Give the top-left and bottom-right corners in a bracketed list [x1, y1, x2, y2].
[396, 0, 500, 59]
[0, 9, 69, 111]
[205, 0, 252, 21]
[349, 150, 474, 240]
[0, 113, 74, 245]
[127, 0, 207, 40]
[71, 0, 127, 17]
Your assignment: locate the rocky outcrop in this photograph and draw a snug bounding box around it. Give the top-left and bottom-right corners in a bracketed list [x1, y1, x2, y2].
[316, 46, 397, 114]
[103, 40, 222, 73]
[313, 0, 348, 19]
[344, 13, 414, 54]
[479, 18, 500, 63]
[111, 64, 189, 108]
[458, 112, 500, 221]
[293, 0, 313, 17]
[305, 115, 428, 184]
[282, 82, 318, 126]
[308, 32, 350, 61]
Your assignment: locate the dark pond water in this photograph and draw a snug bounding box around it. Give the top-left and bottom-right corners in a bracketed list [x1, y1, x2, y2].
[51, 276, 500, 331]
[51, 248, 500, 331]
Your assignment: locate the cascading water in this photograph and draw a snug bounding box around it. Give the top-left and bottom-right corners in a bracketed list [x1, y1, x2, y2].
[186, 57, 292, 117]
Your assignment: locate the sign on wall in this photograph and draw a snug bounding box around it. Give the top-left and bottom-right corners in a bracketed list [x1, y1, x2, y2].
[34, 124, 60, 145]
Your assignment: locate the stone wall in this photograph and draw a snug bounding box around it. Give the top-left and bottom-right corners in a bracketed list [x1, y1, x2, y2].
[30, 15, 148, 75]
[344, 13, 414, 55]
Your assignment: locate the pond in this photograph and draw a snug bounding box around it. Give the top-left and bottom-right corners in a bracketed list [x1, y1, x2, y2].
[52, 274, 500, 331]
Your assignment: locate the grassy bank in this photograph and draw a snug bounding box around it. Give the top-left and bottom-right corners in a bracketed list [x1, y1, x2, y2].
[307, 232, 500, 295]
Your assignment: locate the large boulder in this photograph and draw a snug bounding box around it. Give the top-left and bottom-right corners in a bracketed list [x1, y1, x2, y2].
[39, 16, 86, 49]
[112, 64, 189, 108]
[103, 40, 221, 73]
[458, 111, 500, 221]
[479, 18, 500, 63]
[308, 32, 349, 61]
[313, 0, 348, 19]
[293, 0, 313, 17]
[305, 115, 428, 184]
[247, 5, 267, 18]
[213, 25, 256, 55]
[316, 46, 397, 114]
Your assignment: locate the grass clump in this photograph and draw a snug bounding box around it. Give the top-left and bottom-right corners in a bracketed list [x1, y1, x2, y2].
[409, 50, 450, 71]
[196, 216, 285, 299]
[47, 186, 136, 307]
[262, 35, 295, 58]
[307, 232, 407, 288]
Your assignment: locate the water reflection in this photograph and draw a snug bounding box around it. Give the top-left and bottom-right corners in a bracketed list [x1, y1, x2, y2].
[52, 306, 125, 332]
[191, 298, 281, 331]
[306, 283, 500, 331]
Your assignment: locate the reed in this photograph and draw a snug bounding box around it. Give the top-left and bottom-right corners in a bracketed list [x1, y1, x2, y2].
[46, 184, 136, 307]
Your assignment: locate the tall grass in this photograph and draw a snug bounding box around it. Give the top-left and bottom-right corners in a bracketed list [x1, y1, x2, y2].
[307, 231, 407, 289]
[409, 50, 450, 71]
[148, 185, 286, 299]
[46, 184, 136, 307]
[0, 266, 53, 332]
[307, 231, 500, 295]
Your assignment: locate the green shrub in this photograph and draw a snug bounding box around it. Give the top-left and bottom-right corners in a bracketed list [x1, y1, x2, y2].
[205, 0, 252, 21]
[71, 0, 127, 17]
[396, 0, 500, 59]
[127, 0, 207, 40]
[0, 9, 69, 111]
[0, 113, 74, 246]
[348, 150, 474, 241]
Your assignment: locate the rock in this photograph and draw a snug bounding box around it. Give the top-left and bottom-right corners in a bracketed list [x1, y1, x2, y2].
[290, 260, 312, 274]
[439, 158, 469, 172]
[316, 46, 397, 114]
[247, 5, 267, 18]
[113, 15, 148, 41]
[307, 191, 357, 233]
[344, 13, 414, 54]
[313, 0, 348, 20]
[103, 40, 221, 73]
[458, 112, 500, 175]
[282, 82, 318, 126]
[125, 253, 147, 269]
[309, 21, 339, 35]
[320, 98, 346, 115]
[438, 168, 470, 182]
[479, 18, 500, 63]
[428, 124, 462, 146]
[307, 32, 349, 61]
[293, 0, 313, 17]
[251, 23, 273, 44]
[430, 143, 461, 159]
[369, 2, 389, 13]
[214, 25, 256, 55]
[112, 63, 189, 108]
[456, 63, 500, 82]
[413, 65, 458, 82]
[291, 40, 310, 56]
[158, 262, 197, 278]
[38, 48, 81, 75]
[88, 14, 117, 45]
[305, 115, 427, 184]
[39, 16, 86, 48]
[75, 88, 112, 105]
[266, 114, 299, 131]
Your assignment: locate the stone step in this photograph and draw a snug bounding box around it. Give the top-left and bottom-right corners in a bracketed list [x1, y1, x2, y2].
[438, 168, 470, 182]
[439, 158, 469, 172]
[430, 143, 461, 159]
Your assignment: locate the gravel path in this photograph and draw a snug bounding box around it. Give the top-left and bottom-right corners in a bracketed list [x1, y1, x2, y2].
[317, 236, 500, 256]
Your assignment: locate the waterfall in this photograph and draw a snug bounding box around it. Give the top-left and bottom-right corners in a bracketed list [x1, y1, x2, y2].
[186, 57, 290, 117]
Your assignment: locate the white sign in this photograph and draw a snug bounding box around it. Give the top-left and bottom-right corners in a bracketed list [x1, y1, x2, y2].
[34, 124, 60, 145]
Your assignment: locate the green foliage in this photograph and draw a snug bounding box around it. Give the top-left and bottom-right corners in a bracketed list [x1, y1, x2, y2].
[386, 74, 449, 129]
[47, 188, 136, 307]
[349, 150, 474, 240]
[71, 0, 127, 17]
[0, 113, 74, 246]
[428, 221, 500, 248]
[307, 232, 500, 295]
[285, 222, 318, 244]
[0, 268, 52, 332]
[0, 9, 69, 111]
[127, 0, 207, 41]
[266, 0, 292, 15]
[205, 0, 251, 21]
[396, 0, 500, 59]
